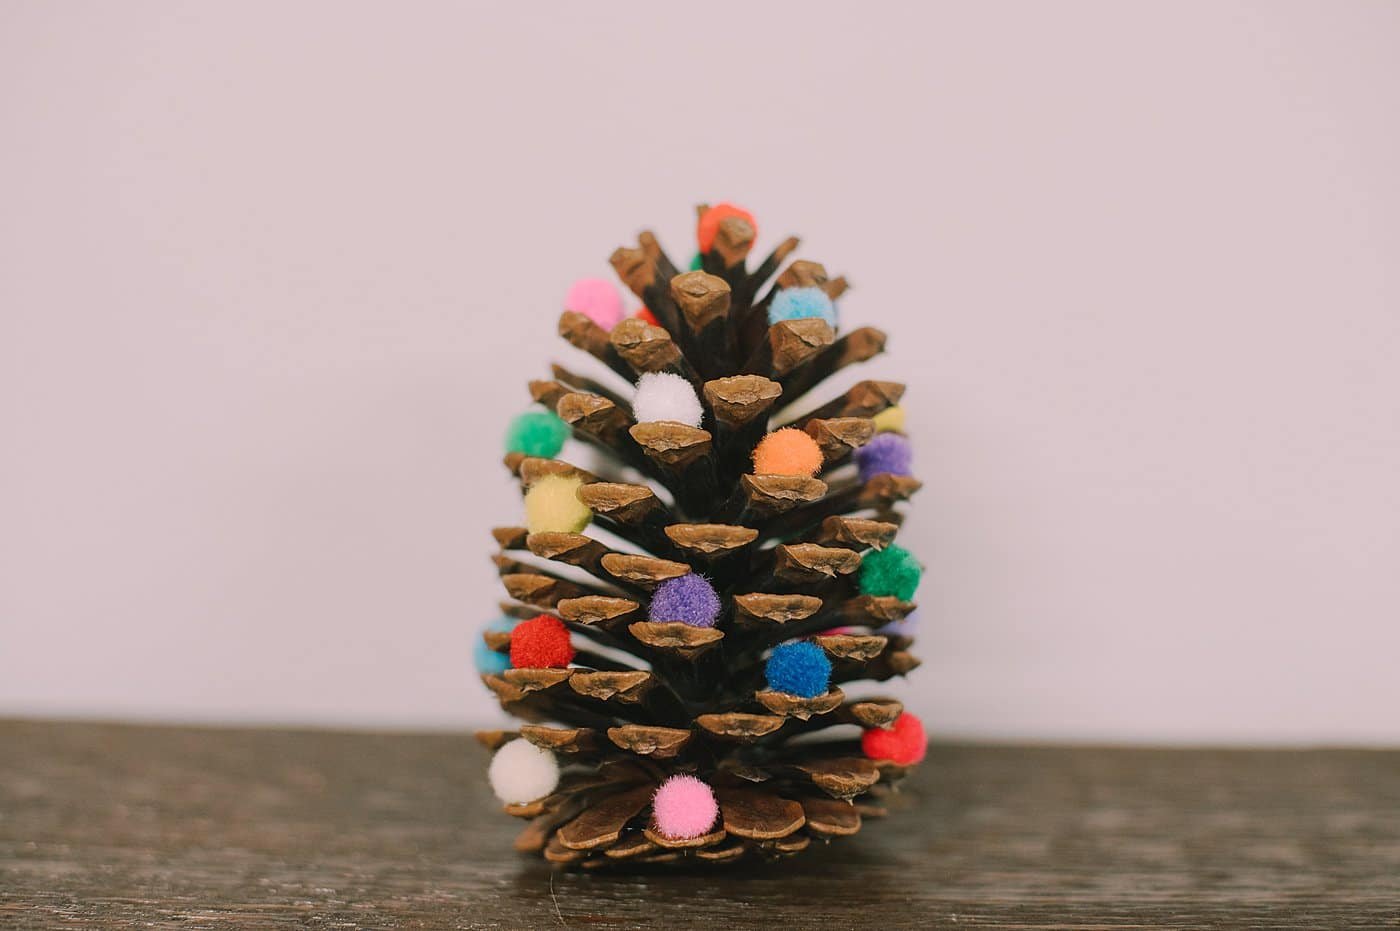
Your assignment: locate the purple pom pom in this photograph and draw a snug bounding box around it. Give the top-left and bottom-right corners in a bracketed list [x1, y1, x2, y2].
[854, 432, 913, 482]
[648, 573, 722, 628]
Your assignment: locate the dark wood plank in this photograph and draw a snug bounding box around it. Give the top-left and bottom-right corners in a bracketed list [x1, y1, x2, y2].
[1, 720, 1398, 928]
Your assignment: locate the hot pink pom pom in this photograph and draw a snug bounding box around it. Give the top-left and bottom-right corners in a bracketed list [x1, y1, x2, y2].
[651, 774, 718, 839]
[565, 278, 624, 330]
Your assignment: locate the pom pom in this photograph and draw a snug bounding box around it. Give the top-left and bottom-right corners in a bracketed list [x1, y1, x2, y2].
[696, 202, 757, 254]
[635, 306, 660, 327]
[565, 277, 624, 330]
[524, 474, 591, 534]
[881, 607, 920, 638]
[648, 573, 721, 628]
[632, 372, 703, 428]
[652, 774, 719, 839]
[764, 641, 832, 698]
[473, 615, 516, 675]
[858, 545, 922, 601]
[504, 409, 569, 459]
[872, 405, 905, 434]
[488, 738, 560, 804]
[768, 286, 837, 328]
[861, 711, 927, 765]
[854, 432, 913, 482]
[752, 427, 823, 477]
[688, 252, 704, 271]
[509, 614, 575, 669]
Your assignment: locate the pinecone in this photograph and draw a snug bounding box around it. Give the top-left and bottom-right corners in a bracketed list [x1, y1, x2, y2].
[476, 203, 926, 869]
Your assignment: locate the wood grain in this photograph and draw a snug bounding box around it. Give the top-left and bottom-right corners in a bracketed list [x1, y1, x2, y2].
[2, 720, 1398, 929]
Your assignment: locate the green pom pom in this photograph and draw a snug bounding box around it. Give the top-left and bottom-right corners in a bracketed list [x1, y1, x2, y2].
[858, 545, 922, 601]
[505, 410, 569, 458]
[688, 252, 704, 271]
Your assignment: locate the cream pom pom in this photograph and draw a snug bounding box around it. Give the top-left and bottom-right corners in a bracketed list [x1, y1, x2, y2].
[524, 474, 591, 534]
[488, 738, 560, 804]
[632, 372, 703, 428]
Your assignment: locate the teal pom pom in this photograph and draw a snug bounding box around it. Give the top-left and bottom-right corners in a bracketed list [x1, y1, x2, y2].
[505, 409, 569, 458]
[768, 286, 837, 327]
[689, 252, 704, 271]
[858, 545, 922, 601]
[765, 641, 832, 698]
[473, 616, 517, 675]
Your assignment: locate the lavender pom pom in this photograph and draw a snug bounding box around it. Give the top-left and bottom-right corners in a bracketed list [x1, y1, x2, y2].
[881, 608, 920, 638]
[648, 573, 722, 628]
[854, 432, 913, 481]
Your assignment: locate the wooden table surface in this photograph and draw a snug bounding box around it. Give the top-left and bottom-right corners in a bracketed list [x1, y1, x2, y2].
[2, 720, 1398, 929]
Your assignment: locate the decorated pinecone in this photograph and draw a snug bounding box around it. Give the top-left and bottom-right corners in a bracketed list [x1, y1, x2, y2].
[476, 203, 926, 868]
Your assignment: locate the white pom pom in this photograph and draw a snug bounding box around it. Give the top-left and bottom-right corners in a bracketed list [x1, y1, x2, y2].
[632, 372, 703, 428]
[488, 739, 560, 804]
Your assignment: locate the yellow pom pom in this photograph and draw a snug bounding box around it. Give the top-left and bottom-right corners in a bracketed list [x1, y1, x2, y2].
[752, 427, 824, 477]
[524, 475, 591, 533]
[872, 405, 906, 434]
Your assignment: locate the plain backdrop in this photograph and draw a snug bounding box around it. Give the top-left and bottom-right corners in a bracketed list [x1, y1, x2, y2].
[3, 1, 1398, 744]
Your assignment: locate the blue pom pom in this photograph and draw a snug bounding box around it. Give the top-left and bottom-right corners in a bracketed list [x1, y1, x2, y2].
[473, 616, 517, 675]
[764, 641, 832, 698]
[768, 287, 837, 328]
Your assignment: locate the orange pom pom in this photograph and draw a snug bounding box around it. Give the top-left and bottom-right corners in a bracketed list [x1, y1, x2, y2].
[696, 203, 757, 254]
[751, 428, 823, 477]
[635, 307, 660, 327]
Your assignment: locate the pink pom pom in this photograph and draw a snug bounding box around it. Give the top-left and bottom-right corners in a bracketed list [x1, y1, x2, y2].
[565, 278, 624, 330]
[651, 774, 718, 839]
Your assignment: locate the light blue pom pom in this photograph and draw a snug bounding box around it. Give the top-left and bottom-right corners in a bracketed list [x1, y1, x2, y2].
[768, 286, 837, 328]
[473, 615, 517, 675]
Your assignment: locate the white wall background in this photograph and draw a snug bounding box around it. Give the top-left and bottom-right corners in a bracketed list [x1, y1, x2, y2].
[3, 1, 1398, 743]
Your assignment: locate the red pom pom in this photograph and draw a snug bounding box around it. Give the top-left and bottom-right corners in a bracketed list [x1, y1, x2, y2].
[696, 202, 756, 253]
[636, 307, 660, 327]
[509, 614, 575, 669]
[861, 712, 927, 765]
